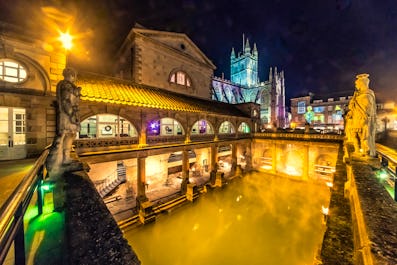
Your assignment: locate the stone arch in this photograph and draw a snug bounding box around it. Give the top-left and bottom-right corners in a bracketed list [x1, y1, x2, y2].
[79, 113, 138, 138]
[147, 117, 185, 136]
[168, 68, 195, 93]
[278, 144, 305, 177]
[191, 119, 214, 134]
[237, 121, 251, 133]
[218, 120, 235, 134]
[315, 154, 334, 167]
[0, 53, 51, 95]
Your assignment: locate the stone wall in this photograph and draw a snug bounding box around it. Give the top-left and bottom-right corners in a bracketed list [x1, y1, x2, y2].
[346, 158, 397, 264]
[320, 144, 354, 264]
[65, 170, 141, 265]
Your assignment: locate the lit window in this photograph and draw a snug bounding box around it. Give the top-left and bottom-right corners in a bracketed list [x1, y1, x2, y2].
[0, 59, 27, 83]
[238, 122, 250, 133]
[297, 101, 306, 114]
[170, 71, 191, 87]
[219, 121, 235, 134]
[79, 114, 137, 138]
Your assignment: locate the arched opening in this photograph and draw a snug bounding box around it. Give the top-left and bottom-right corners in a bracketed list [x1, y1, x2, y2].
[79, 114, 137, 138]
[314, 154, 335, 182]
[169, 70, 192, 87]
[219, 121, 235, 134]
[238, 122, 251, 133]
[218, 144, 232, 175]
[147, 118, 184, 136]
[167, 150, 196, 178]
[191, 119, 214, 134]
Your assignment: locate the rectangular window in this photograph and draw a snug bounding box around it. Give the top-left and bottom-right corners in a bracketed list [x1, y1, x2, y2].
[297, 101, 306, 114]
[13, 109, 26, 145]
[313, 107, 324, 113]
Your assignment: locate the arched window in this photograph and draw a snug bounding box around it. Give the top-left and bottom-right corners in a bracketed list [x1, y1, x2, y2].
[147, 118, 184, 136]
[169, 70, 192, 87]
[79, 114, 137, 138]
[191, 119, 214, 134]
[238, 122, 251, 133]
[219, 121, 235, 134]
[0, 59, 27, 83]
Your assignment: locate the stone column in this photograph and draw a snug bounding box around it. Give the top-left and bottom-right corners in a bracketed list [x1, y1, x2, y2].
[271, 142, 277, 174]
[303, 144, 309, 180]
[231, 143, 237, 176]
[137, 156, 147, 201]
[211, 145, 218, 171]
[184, 128, 191, 144]
[245, 144, 252, 171]
[181, 149, 190, 194]
[139, 112, 147, 147]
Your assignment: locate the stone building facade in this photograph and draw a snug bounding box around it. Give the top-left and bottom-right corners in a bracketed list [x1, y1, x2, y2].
[0, 22, 260, 164]
[114, 26, 216, 99]
[290, 94, 352, 131]
[0, 22, 65, 160]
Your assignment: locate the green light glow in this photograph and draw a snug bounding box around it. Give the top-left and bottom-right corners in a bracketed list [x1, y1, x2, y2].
[40, 181, 54, 192]
[377, 170, 389, 180]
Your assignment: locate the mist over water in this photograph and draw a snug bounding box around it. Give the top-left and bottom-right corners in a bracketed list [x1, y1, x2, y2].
[125, 172, 330, 265]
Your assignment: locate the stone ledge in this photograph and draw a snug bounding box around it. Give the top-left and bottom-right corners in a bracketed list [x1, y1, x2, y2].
[65, 170, 140, 265]
[350, 160, 397, 264]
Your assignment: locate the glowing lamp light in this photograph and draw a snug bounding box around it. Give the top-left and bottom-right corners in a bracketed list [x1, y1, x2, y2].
[377, 170, 389, 180]
[322, 206, 329, 216]
[40, 181, 54, 192]
[59, 32, 73, 50]
[326, 182, 333, 188]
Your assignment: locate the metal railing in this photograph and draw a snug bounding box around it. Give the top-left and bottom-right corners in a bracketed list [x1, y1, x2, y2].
[376, 143, 397, 201]
[0, 148, 49, 265]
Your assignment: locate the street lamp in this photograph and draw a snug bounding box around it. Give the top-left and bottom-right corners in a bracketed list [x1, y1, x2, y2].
[59, 31, 73, 67]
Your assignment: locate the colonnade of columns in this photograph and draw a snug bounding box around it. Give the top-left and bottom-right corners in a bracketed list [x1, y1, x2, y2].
[136, 142, 251, 223]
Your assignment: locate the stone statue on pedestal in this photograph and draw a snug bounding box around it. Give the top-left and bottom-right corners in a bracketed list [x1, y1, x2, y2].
[47, 68, 82, 178]
[344, 74, 377, 157]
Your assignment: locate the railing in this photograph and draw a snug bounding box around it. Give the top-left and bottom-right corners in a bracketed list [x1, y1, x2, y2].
[147, 135, 185, 145]
[0, 148, 49, 265]
[376, 143, 397, 201]
[254, 132, 344, 141]
[75, 137, 139, 149]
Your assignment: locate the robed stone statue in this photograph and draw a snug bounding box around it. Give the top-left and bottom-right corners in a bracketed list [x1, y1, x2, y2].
[344, 74, 377, 157]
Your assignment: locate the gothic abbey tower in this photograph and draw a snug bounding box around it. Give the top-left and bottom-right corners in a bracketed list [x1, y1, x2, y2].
[212, 36, 286, 128]
[230, 37, 259, 87]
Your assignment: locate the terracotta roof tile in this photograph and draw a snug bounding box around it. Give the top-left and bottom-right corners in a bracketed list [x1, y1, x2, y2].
[75, 72, 250, 117]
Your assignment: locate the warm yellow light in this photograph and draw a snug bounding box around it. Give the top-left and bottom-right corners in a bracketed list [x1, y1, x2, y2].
[59, 32, 73, 50]
[322, 206, 329, 216]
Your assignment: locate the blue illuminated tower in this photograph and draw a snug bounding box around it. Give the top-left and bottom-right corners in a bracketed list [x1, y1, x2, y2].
[230, 36, 258, 87]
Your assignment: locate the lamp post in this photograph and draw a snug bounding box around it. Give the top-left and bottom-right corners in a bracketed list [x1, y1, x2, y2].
[59, 31, 73, 67]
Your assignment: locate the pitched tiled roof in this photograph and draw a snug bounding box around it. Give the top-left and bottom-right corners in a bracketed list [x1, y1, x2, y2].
[76, 72, 249, 117]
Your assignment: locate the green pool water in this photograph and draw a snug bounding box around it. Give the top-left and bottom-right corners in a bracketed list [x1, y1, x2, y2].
[124, 172, 330, 265]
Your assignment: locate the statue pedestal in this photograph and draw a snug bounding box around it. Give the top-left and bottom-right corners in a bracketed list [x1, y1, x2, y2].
[305, 124, 310, 133]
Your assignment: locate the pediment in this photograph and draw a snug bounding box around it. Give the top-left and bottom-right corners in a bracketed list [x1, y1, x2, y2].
[133, 28, 215, 69]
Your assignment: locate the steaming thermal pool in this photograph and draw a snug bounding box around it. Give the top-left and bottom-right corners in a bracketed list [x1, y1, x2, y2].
[124, 172, 331, 265]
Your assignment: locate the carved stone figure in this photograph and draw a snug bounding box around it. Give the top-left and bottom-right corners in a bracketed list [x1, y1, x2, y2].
[56, 68, 81, 164]
[47, 68, 82, 179]
[345, 74, 377, 157]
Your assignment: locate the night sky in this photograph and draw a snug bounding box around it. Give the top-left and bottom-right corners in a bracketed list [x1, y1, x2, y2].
[1, 0, 397, 104]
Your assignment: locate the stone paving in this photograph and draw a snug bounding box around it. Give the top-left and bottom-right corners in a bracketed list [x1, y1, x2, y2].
[0, 158, 35, 208]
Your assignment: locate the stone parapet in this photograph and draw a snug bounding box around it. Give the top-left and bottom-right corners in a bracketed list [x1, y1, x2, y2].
[346, 157, 397, 264]
[65, 170, 141, 265]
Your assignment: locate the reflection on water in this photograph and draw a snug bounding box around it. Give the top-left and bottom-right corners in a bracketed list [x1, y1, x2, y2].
[124, 171, 330, 265]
